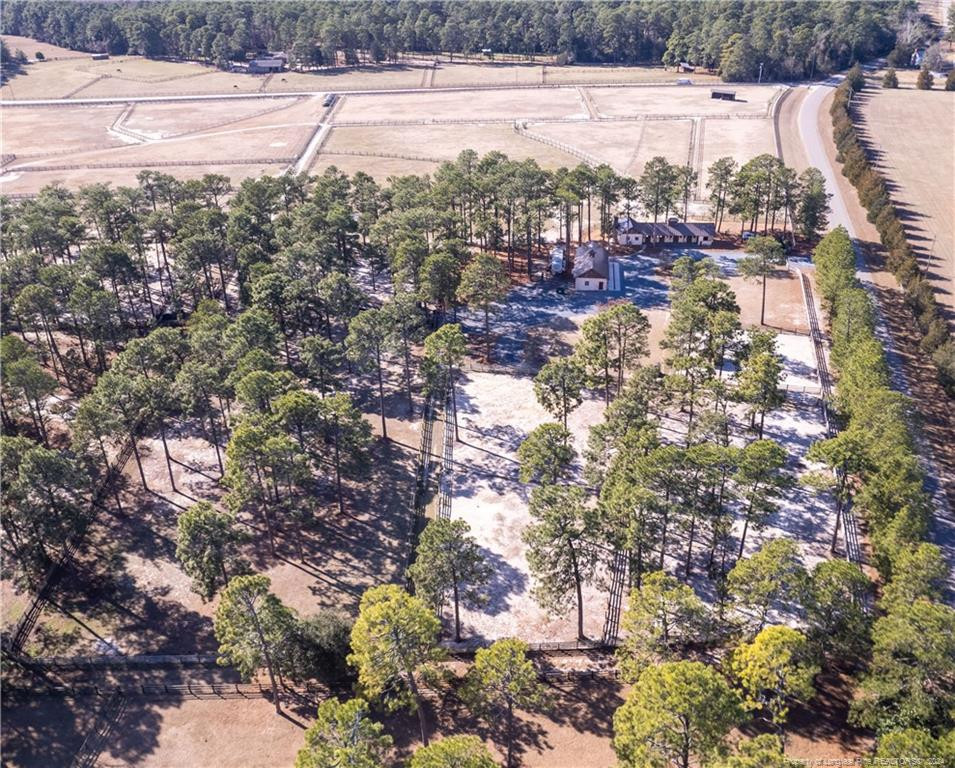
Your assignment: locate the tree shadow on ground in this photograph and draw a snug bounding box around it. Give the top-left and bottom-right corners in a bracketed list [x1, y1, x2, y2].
[1, 684, 181, 768]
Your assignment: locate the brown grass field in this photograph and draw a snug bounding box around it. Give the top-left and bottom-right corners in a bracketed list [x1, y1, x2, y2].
[318, 123, 580, 170]
[528, 118, 694, 176]
[587, 84, 781, 118]
[858, 87, 955, 327]
[332, 87, 586, 123]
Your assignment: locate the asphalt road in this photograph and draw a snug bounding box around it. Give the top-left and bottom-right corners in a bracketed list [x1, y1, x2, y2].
[798, 79, 955, 598]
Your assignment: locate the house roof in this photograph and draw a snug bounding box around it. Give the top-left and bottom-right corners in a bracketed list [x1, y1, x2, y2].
[615, 218, 715, 239]
[573, 242, 610, 279]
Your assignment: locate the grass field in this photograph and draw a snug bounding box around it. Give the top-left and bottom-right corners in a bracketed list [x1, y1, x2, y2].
[859, 87, 955, 327]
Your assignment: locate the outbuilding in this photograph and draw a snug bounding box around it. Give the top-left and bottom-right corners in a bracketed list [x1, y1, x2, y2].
[710, 89, 736, 101]
[573, 242, 610, 291]
[615, 217, 716, 246]
[249, 56, 285, 74]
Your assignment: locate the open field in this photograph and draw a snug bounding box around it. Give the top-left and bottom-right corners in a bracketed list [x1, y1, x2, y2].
[1, 37, 782, 196]
[122, 97, 302, 138]
[1, 34, 87, 60]
[0, 164, 286, 197]
[858, 87, 955, 327]
[528, 118, 694, 176]
[587, 84, 781, 118]
[0, 37, 723, 102]
[333, 88, 587, 123]
[318, 123, 580, 170]
[1, 95, 327, 194]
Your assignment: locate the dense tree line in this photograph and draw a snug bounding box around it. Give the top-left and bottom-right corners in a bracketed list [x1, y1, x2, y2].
[2, 0, 921, 81]
[831, 68, 955, 396]
[807, 228, 954, 750]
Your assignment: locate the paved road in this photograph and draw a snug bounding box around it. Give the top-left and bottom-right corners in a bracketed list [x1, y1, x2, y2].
[798, 79, 955, 597]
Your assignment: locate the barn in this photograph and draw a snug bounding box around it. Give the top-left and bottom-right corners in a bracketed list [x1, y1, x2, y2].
[572, 242, 610, 291]
[249, 56, 285, 74]
[615, 217, 716, 246]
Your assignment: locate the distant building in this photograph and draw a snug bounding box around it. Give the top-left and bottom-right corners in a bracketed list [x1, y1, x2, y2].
[711, 89, 736, 101]
[677, 62, 696, 72]
[249, 54, 285, 74]
[91, 53, 109, 61]
[573, 242, 610, 291]
[615, 217, 716, 246]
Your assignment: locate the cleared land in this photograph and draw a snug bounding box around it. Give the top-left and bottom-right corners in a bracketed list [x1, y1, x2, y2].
[1, 96, 326, 195]
[333, 88, 587, 123]
[858, 87, 955, 327]
[318, 123, 580, 170]
[0, 34, 86, 60]
[446, 248, 832, 643]
[528, 118, 693, 176]
[1, 38, 781, 196]
[587, 84, 781, 118]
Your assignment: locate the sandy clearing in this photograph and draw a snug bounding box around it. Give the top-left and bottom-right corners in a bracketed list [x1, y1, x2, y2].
[450, 372, 611, 643]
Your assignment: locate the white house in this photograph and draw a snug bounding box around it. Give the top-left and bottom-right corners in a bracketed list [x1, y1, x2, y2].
[615, 217, 716, 247]
[573, 242, 610, 291]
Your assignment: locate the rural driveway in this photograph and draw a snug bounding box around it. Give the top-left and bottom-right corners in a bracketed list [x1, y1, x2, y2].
[799, 79, 955, 597]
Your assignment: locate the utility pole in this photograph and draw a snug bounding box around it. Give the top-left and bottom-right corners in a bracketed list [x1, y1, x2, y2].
[758, 61, 764, 83]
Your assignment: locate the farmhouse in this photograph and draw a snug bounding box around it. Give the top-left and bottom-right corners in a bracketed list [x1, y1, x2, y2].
[572, 241, 610, 291]
[615, 216, 716, 246]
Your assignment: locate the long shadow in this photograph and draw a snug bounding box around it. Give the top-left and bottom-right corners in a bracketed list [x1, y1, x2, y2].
[477, 548, 528, 617]
[1, 689, 181, 768]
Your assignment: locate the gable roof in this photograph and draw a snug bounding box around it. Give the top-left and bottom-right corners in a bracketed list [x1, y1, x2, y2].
[615, 218, 715, 239]
[573, 242, 610, 279]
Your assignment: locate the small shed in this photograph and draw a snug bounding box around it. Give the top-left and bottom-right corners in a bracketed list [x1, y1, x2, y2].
[91, 53, 109, 61]
[572, 242, 610, 291]
[711, 89, 736, 101]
